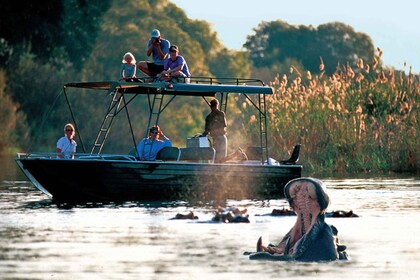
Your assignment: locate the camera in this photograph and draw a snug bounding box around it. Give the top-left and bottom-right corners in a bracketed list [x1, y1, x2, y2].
[153, 38, 161, 44]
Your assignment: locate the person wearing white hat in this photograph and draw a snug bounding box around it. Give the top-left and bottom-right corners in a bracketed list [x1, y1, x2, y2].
[137, 29, 170, 78]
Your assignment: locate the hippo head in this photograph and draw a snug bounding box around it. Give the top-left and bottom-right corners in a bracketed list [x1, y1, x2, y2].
[284, 177, 330, 236]
[285, 177, 330, 212]
[249, 178, 344, 261]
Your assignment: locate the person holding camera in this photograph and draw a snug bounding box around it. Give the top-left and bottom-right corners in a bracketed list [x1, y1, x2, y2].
[137, 29, 170, 78]
[136, 125, 172, 160]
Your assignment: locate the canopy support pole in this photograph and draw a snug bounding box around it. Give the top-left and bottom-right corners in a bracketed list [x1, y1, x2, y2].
[63, 86, 86, 153]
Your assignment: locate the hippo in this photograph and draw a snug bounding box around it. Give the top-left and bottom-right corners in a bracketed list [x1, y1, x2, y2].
[248, 177, 348, 261]
[212, 207, 250, 223]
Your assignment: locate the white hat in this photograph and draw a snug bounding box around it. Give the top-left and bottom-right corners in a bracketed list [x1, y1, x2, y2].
[150, 29, 160, 38]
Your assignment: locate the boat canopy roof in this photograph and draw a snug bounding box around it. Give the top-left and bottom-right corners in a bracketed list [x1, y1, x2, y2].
[65, 77, 273, 97]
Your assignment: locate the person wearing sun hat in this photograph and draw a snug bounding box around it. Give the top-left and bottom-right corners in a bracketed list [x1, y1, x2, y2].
[137, 29, 170, 77]
[157, 44, 191, 82]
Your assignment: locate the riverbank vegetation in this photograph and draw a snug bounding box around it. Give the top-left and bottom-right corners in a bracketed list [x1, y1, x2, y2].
[258, 51, 418, 174]
[0, 0, 418, 175]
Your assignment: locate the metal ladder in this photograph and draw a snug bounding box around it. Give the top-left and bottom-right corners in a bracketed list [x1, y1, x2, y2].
[90, 88, 123, 155]
[220, 93, 228, 115]
[146, 93, 165, 131]
[258, 93, 269, 163]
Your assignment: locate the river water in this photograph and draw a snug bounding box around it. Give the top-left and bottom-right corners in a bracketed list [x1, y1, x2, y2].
[1, 156, 419, 279]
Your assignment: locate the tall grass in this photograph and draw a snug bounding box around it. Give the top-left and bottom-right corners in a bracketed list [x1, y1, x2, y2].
[261, 49, 418, 175]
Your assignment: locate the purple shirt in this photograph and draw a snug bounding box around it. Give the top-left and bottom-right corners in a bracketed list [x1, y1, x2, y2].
[164, 55, 191, 77]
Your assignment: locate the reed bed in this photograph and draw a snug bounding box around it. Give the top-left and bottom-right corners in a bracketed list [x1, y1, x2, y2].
[246, 49, 418, 175]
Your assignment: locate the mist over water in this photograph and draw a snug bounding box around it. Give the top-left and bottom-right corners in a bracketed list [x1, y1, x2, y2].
[1, 156, 419, 279]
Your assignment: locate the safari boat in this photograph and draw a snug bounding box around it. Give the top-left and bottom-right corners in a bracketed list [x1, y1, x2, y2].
[16, 77, 302, 202]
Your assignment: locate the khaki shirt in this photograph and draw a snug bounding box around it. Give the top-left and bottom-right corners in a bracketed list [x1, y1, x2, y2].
[204, 110, 227, 136]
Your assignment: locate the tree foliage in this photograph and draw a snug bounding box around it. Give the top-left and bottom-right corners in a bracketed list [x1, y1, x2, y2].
[0, 0, 112, 70]
[61, 0, 113, 69]
[245, 20, 376, 75]
[0, 70, 28, 154]
[0, 0, 63, 63]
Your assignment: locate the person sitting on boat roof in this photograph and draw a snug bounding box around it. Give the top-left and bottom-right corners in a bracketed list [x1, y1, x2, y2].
[157, 45, 191, 83]
[201, 99, 227, 162]
[119, 52, 137, 81]
[137, 125, 172, 160]
[137, 29, 170, 78]
[56, 123, 77, 159]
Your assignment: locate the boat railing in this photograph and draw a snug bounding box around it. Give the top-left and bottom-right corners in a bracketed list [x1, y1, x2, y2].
[126, 76, 266, 86]
[17, 148, 214, 163]
[16, 152, 136, 161]
[16, 150, 285, 165]
[186, 76, 266, 86]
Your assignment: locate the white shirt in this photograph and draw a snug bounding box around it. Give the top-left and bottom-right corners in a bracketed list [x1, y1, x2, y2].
[57, 136, 77, 158]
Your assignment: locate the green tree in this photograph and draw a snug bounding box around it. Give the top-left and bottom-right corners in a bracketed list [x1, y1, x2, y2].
[0, 0, 63, 63]
[6, 45, 79, 150]
[316, 22, 375, 74]
[0, 0, 112, 70]
[61, 0, 113, 70]
[0, 69, 28, 153]
[208, 48, 250, 78]
[245, 20, 375, 75]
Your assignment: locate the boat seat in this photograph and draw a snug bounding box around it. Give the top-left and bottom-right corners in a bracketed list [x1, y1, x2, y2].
[156, 146, 181, 161]
[179, 147, 216, 163]
[245, 146, 262, 160]
[279, 144, 301, 165]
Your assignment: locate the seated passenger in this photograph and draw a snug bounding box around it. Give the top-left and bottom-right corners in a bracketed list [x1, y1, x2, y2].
[119, 52, 137, 81]
[56, 123, 77, 159]
[137, 125, 172, 160]
[157, 45, 191, 82]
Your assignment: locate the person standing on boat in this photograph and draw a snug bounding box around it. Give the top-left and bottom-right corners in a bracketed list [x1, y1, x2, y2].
[137, 125, 172, 160]
[201, 99, 227, 162]
[119, 52, 137, 81]
[56, 123, 77, 159]
[137, 29, 170, 78]
[157, 45, 191, 82]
